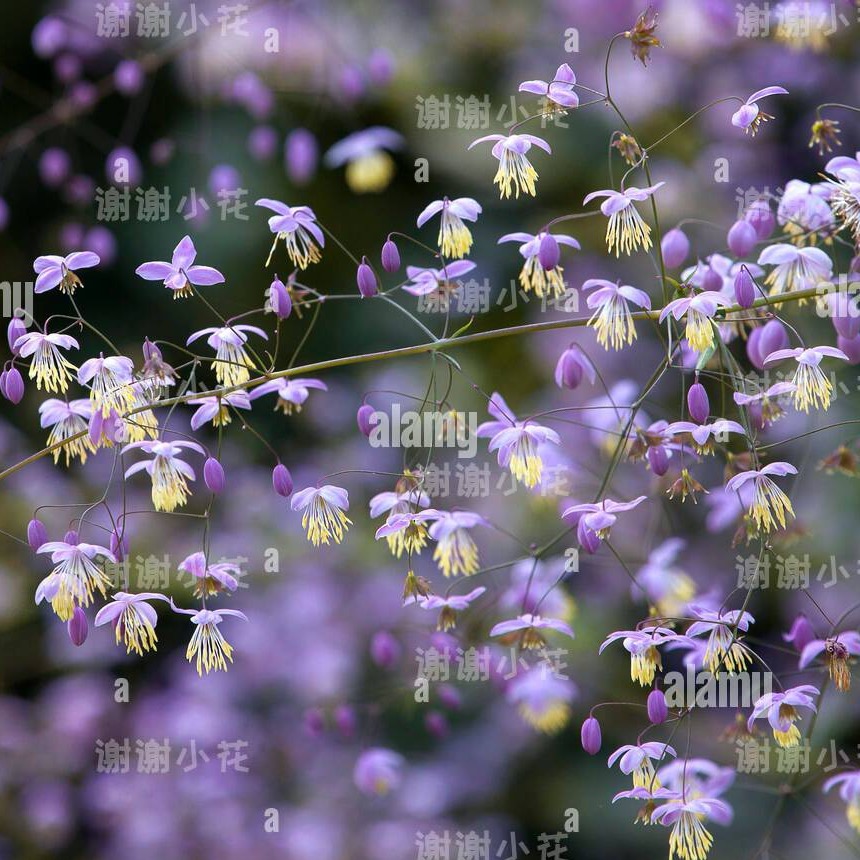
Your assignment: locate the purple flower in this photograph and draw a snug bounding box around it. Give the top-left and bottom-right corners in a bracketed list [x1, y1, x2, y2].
[39, 397, 95, 465]
[608, 742, 676, 789]
[122, 439, 205, 512]
[94, 591, 170, 654]
[756, 244, 832, 294]
[249, 377, 327, 415]
[35, 540, 116, 621]
[406, 585, 486, 631]
[583, 183, 664, 257]
[135, 235, 224, 298]
[823, 770, 860, 826]
[187, 392, 251, 430]
[353, 748, 404, 796]
[783, 614, 816, 654]
[427, 510, 488, 578]
[747, 684, 819, 747]
[291, 485, 351, 546]
[403, 260, 476, 297]
[482, 405, 560, 488]
[178, 551, 242, 597]
[664, 419, 746, 453]
[171, 604, 249, 675]
[490, 613, 574, 650]
[468, 133, 551, 199]
[650, 793, 732, 856]
[731, 86, 788, 135]
[498, 230, 580, 298]
[506, 669, 577, 734]
[563, 495, 647, 545]
[725, 462, 797, 533]
[186, 324, 267, 387]
[254, 199, 324, 269]
[763, 345, 848, 412]
[15, 332, 79, 395]
[687, 606, 755, 674]
[554, 344, 596, 390]
[324, 127, 404, 193]
[582, 279, 651, 350]
[599, 626, 682, 686]
[33, 251, 100, 295]
[416, 197, 482, 258]
[518, 63, 579, 109]
[798, 631, 860, 691]
[659, 291, 732, 353]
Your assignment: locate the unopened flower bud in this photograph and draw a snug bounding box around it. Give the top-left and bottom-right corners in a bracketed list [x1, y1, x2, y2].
[27, 518, 48, 551]
[357, 403, 376, 436]
[581, 716, 602, 755]
[356, 257, 378, 298]
[7, 318, 26, 354]
[68, 606, 88, 646]
[747, 319, 788, 369]
[204, 457, 226, 494]
[381, 238, 400, 273]
[727, 219, 757, 257]
[733, 267, 756, 309]
[687, 381, 710, 424]
[425, 711, 449, 738]
[64, 529, 79, 545]
[647, 689, 668, 724]
[334, 705, 357, 738]
[272, 463, 293, 497]
[370, 630, 401, 668]
[647, 444, 669, 476]
[554, 347, 583, 389]
[3, 367, 24, 403]
[269, 276, 292, 319]
[745, 199, 775, 240]
[538, 233, 560, 270]
[661, 228, 690, 269]
[700, 266, 721, 292]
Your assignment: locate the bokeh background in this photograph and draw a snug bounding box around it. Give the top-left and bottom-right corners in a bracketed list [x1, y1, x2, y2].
[1, 0, 860, 857]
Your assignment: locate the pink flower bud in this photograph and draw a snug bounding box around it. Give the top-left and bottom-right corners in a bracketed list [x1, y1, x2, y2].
[67, 606, 88, 646]
[727, 219, 757, 257]
[269, 276, 292, 319]
[142, 337, 161, 363]
[357, 403, 376, 437]
[733, 267, 756, 309]
[3, 367, 24, 404]
[580, 716, 602, 755]
[687, 382, 709, 424]
[661, 228, 690, 269]
[7, 318, 26, 354]
[272, 463, 293, 497]
[370, 630, 401, 668]
[64, 529, 79, 545]
[27, 518, 48, 551]
[745, 199, 775, 240]
[356, 257, 378, 298]
[381, 238, 400, 273]
[647, 689, 668, 724]
[204, 457, 226, 494]
[538, 233, 560, 270]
